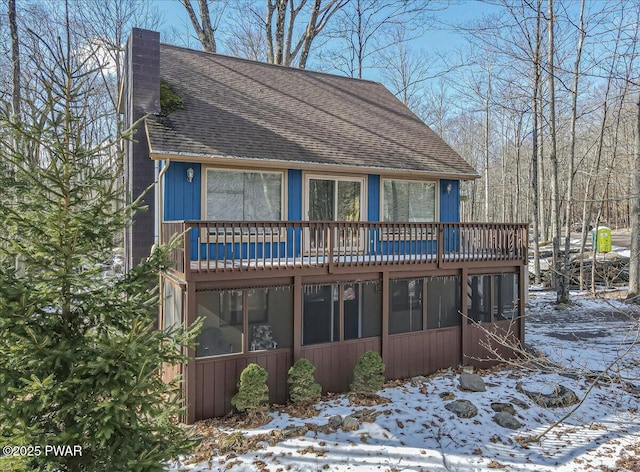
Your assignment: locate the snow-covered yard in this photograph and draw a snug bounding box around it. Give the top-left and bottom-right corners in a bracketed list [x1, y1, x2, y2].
[170, 290, 640, 471]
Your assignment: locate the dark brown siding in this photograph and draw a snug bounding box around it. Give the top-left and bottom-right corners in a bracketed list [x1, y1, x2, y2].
[301, 337, 381, 394]
[463, 320, 519, 369]
[194, 348, 293, 420]
[386, 328, 462, 379]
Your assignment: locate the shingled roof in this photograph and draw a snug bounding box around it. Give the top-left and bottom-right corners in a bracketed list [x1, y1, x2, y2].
[146, 44, 478, 179]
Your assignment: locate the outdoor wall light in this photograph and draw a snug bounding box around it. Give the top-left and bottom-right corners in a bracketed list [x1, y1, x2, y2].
[186, 167, 194, 183]
[445, 183, 452, 194]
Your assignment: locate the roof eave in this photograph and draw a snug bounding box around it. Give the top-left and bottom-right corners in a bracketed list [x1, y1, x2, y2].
[148, 149, 481, 181]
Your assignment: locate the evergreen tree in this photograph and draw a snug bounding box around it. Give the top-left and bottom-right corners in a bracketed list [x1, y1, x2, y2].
[0, 18, 195, 472]
[288, 358, 321, 405]
[231, 364, 269, 419]
[350, 351, 386, 396]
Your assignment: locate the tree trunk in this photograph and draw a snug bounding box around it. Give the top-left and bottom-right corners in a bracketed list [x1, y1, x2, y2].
[531, 0, 542, 285]
[9, 0, 21, 125]
[628, 87, 640, 301]
[561, 0, 585, 303]
[484, 73, 491, 222]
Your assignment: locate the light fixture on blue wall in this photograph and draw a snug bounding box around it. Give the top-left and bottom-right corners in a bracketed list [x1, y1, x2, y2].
[186, 167, 194, 183]
[445, 183, 452, 194]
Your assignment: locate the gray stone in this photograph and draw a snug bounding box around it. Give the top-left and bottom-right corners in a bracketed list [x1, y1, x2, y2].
[459, 373, 486, 392]
[341, 416, 359, 431]
[445, 399, 478, 418]
[411, 376, 429, 387]
[493, 412, 523, 430]
[516, 382, 579, 408]
[491, 402, 516, 415]
[510, 398, 530, 410]
[329, 415, 343, 428]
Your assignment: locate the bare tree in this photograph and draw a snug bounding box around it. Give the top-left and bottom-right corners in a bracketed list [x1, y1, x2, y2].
[560, 0, 585, 303]
[265, 0, 346, 68]
[321, 0, 436, 78]
[180, 0, 223, 53]
[630, 87, 640, 300]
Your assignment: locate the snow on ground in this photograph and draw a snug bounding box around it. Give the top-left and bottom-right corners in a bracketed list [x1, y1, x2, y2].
[170, 291, 640, 471]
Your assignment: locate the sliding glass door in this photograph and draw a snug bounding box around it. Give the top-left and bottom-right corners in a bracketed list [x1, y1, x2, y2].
[306, 176, 365, 252]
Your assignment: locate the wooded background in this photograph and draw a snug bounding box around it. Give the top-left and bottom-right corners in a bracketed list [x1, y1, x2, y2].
[2, 0, 639, 299]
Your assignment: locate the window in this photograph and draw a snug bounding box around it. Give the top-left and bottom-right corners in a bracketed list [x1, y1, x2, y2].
[493, 274, 518, 321]
[306, 176, 364, 221]
[426, 276, 461, 329]
[389, 279, 423, 334]
[206, 169, 282, 221]
[383, 179, 436, 222]
[467, 275, 492, 323]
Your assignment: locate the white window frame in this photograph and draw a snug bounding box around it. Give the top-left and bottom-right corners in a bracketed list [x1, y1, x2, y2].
[202, 167, 286, 222]
[380, 177, 439, 223]
[303, 174, 367, 222]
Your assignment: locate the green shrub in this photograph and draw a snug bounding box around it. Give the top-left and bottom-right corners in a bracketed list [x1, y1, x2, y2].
[231, 364, 269, 418]
[288, 359, 322, 404]
[350, 351, 385, 396]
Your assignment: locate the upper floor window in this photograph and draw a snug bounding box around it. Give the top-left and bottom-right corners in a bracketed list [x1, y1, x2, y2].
[205, 168, 283, 221]
[383, 179, 436, 222]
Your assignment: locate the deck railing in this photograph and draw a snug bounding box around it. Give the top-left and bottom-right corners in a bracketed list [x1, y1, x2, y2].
[162, 220, 528, 278]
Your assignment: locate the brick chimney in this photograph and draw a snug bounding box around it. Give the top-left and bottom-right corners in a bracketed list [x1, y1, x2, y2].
[122, 28, 160, 271]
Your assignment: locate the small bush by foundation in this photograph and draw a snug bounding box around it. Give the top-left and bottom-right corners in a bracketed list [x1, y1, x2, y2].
[231, 363, 269, 419]
[351, 351, 385, 396]
[288, 358, 322, 405]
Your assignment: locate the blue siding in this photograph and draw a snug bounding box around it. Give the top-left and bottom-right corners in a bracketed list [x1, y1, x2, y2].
[368, 175, 380, 222]
[439, 179, 460, 222]
[164, 162, 201, 260]
[163, 165, 463, 261]
[287, 170, 302, 220]
[164, 162, 201, 220]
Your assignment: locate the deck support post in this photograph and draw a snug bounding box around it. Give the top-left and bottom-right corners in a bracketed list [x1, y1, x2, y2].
[293, 276, 302, 361]
[518, 265, 527, 347]
[460, 267, 468, 365]
[184, 280, 197, 424]
[381, 271, 390, 375]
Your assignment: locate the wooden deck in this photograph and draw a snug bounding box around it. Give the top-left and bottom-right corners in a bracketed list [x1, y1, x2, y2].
[162, 220, 529, 281]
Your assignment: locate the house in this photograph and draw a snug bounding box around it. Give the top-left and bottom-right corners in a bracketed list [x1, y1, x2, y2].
[122, 28, 528, 424]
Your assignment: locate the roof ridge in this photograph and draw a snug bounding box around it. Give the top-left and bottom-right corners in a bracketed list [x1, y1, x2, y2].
[159, 42, 383, 86]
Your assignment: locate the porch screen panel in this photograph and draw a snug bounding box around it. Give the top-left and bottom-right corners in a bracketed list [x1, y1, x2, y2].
[467, 275, 491, 324]
[248, 287, 293, 350]
[302, 284, 339, 345]
[426, 276, 461, 329]
[195, 290, 243, 357]
[383, 180, 436, 222]
[493, 274, 518, 321]
[389, 278, 423, 334]
[206, 169, 281, 220]
[163, 283, 182, 331]
[344, 281, 381, 340]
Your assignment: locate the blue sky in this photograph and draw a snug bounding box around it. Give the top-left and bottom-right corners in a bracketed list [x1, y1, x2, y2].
[151, 0, 499, 60]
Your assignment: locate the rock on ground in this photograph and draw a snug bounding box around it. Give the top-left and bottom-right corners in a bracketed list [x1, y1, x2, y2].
[459, 373, 486, 392]
[445, 399, 478, 418]
[493, 411, 523, 430]
[491, 402, 516, 415]
[341, 416, 359, 431]
[517, 382, 579, 408]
